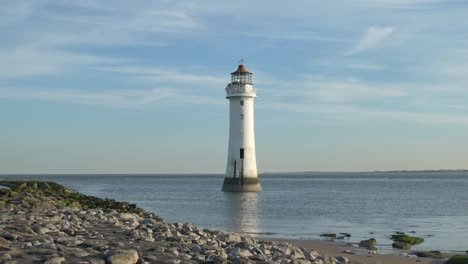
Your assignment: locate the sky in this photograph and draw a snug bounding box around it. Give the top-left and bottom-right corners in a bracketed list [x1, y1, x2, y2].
[1, 0, 468, 174]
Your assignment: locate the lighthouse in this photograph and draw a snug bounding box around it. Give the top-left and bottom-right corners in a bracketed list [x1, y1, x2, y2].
[222, 63, 262, 192]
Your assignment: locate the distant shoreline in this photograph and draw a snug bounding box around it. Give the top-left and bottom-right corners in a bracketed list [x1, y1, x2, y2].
[2, 169, 468, 176]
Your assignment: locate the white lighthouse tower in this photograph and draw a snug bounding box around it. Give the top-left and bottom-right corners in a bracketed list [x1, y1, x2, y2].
[222, 63, 262, 192]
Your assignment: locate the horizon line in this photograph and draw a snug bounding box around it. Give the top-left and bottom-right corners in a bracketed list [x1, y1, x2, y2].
[1, 169, 468, 176]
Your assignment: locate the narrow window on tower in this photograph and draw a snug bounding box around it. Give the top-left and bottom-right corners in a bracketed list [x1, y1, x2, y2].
[240, 100, 244, 106]
[240, 148, 244, 159]
[240, 114, 244, 119]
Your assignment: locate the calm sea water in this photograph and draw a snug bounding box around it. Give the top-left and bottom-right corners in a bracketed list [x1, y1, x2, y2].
[1, 173, 468, 252]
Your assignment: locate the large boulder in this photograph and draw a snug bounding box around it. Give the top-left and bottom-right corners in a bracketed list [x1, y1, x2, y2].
[392, 241, 411, 250]
[446, 255, 468, 264]
[358, 238, 377, 250]
[415, 251, 443, 259]
[390, 234, 424, 250]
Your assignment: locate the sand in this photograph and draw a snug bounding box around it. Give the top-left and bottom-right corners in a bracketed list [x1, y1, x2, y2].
[272, 238, 448, 264]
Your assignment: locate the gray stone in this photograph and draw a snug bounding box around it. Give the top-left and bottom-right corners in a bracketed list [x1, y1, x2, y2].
[392, 241, 411, 249]
[219, 232, 241, 242]
[20, 241, 33, 248]
[107, 249, 139, 264]
[1, 232, 18, 241]
[358, 238, 377, 250]
[34, 226, 51, 234]
[44, 257, 65, 264]
[86, 258, 106, 264]
[335, 256, 349, 263]
[250, 254, 266, 261]
[0, 253, 12, 260]
[230, 247, 253, 258]
[0, 237, 11, 247]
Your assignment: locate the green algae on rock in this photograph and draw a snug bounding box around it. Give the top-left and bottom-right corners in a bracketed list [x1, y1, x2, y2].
[446, 255, 468, 264]
[358, 238, 377, 250]
[391, 233, 424, 249]
[415, 251, 443, 259]
[0, 180, 158, 219]
[320, 233, 337, 238]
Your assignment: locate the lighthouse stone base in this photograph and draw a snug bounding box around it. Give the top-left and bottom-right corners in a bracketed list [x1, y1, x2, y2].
[221, 177, 262, 192]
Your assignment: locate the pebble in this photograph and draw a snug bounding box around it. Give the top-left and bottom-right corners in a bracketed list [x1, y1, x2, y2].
[0, 181, 355, 264]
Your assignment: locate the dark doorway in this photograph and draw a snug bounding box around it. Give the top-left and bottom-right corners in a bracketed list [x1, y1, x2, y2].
[240, 148, 244, 159]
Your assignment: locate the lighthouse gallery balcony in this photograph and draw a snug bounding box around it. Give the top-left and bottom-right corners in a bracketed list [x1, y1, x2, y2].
[225, 84, 257, 98]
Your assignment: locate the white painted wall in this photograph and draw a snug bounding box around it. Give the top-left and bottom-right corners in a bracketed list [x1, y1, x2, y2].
[225, 83, 258, 178]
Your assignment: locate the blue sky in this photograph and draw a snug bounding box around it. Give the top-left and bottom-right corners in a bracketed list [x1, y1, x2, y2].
[1, 0, 468, 173]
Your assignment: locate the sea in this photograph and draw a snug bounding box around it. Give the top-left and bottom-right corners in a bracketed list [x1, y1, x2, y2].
[1, 172, 467, 253]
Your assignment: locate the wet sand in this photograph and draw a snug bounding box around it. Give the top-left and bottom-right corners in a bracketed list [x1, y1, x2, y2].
[272, 238, 448, 264]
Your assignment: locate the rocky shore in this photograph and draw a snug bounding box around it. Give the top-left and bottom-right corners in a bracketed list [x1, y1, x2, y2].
[1, 180, 467, 264]
[0, 180, 349, 264]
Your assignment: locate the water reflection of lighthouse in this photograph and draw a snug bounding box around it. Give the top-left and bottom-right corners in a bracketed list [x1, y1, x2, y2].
[224, 193, 261, 235]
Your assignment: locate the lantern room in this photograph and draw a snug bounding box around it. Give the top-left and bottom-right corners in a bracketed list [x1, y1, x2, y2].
[231, 64, 253, 84]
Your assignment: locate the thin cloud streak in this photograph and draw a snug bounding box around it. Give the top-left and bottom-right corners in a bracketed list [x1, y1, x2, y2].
[348, 26, 396, 55]
[97, 66, 226, 87]
[263, 102, 468, 125]
[0, 87, 221, 108]
[0, 45, 120, 78]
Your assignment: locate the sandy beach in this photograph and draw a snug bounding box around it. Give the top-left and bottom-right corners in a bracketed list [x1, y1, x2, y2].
[274, 238, 448, 264]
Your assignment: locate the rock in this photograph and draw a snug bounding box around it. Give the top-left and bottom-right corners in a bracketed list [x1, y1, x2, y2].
[317, 255, 336, 264]
[358, 238, 377, 250]
[289, 247, 305, 259]
[206, 254, 227, 262]
[0, 237, 11, 247]
[304, 250, 317, 261]
[119, 213, 139, 227]
[390, 234, 424, 247]
[1, 232, 18, 241]
[415, 251, 443, 259]
[392, 241, 412, 250]
[446, 255, 468, 264]
[56, 237, 83, 247]
[0, 253, 12, 260]
[218, 232, 241, 242]
[145, 255, 158, 261]
[44, 257, 65, 264]
[320, 233, 337, 238]
[230, 247, 253, 258]
[86, 258, 106, 264]
[33, 226, 51, 234]
[250, 254, 266, 261]
[339, 233, 351, 238]
[147, 252, 179, 262]
[20, 241, 33, 248]
[107, 249, 139, 264]
[336, 256, 349, 263]
[342, 250, 355, 254]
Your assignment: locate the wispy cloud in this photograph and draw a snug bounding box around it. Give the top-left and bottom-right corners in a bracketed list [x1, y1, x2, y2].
[354, 0, 443, 9]
[0, 45, 120, 78]
[348, 26, 396, 55]
[0, 1, 203, 79]
[265, 75, 407, 103]
[0, 87, 171, 108]
[0, 87, 221, 108]
[263, 101, 468, 125]
[97, 66, 226, 87]
[342, 62, 385, 71]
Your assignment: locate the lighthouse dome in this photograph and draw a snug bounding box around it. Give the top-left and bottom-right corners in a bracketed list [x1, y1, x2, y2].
[231, 64, 253, 84]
